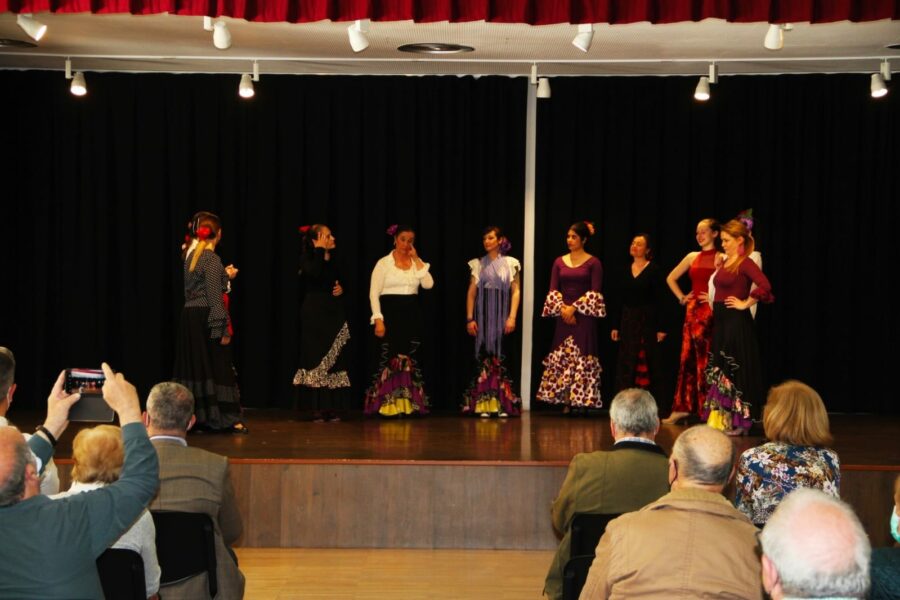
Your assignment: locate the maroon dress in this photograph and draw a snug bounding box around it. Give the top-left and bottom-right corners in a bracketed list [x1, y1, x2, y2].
[536, 256, 606, 407]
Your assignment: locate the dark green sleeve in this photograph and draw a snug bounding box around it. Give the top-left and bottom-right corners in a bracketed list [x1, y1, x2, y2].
[26, 434, 53, 474]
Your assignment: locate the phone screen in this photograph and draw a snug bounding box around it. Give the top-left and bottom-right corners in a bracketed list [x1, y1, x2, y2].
[64, 368, 106, 394]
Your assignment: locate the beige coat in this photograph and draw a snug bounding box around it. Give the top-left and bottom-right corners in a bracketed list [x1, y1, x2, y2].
[579, 487, 763, 600]
[544, 442, 670, 600]
[150, 439, 245, 600]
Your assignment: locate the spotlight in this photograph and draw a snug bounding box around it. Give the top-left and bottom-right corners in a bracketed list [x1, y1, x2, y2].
[348, 19, 370, 53]
[537, 78, 551, 99]
[572, 23, 593, 53]
[764, 23, 788, 50]
[71, 72, 87, 96]
[65, 58, 87, 96]
[694, 76, 710, 101]
[213, 21, 232, 50]
[239, 62, 260, 99]
[871, 73, 888, 98]
[16, 13, 47, 42]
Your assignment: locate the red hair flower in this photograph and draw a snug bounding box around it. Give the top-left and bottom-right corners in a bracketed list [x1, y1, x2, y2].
[196, 226, 212, 241]
[299, 225, 311, 234]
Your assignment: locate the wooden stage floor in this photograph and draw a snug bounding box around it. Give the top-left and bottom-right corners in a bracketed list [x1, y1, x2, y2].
[73, 409, 900, 468]
[14, 408, 899, 466]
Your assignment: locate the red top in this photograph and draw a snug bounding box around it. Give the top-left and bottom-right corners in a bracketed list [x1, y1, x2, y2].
[713, 257, 774, 303]
[689, 249, 717, 295]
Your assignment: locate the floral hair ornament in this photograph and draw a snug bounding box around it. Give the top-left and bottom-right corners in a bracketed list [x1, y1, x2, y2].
[499, 238, 513, 254]
[584, 220, 596, 236]
[196, 226, 212, 241]
[386, 224, 398, 236]
[298, 225, 311, 234]
[737, 209, 754, 232]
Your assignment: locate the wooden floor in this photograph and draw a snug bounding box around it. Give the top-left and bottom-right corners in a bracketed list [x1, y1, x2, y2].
[234, 547, 554, 600]
[19, 409, 900, 467]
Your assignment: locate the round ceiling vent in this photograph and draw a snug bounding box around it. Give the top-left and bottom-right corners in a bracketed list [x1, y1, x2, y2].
[397, 43, 475, 54]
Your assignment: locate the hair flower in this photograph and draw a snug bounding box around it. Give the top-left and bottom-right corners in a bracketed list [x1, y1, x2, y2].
[499, 238, 512, 254]
[196, 226, 212, 241]
[386, 224, 398, 236]
[298, 225, 311, 234]
[584, 220, 596, 236]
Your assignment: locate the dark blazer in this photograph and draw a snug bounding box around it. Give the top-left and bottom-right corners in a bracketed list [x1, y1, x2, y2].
[544, 441, 670, 600]
[150, 438, 245, 600]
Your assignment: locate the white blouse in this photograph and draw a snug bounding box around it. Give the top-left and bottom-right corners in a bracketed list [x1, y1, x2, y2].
[369, 253, 434, 323]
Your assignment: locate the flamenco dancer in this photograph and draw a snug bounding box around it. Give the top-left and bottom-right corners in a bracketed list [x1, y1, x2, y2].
[536, 221, 606, 413]
[364, 224, 434, 417]
[293, 224, 352, 422]
[462, 226, 522, 418]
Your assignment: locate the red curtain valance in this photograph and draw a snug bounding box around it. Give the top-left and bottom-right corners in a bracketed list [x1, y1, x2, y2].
[2, 0, 898, 24]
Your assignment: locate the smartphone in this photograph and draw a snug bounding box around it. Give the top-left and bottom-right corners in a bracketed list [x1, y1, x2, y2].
[65, 368, 114, 423]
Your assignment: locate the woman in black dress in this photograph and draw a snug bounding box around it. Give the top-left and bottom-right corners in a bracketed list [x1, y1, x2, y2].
[609, 233, 669, 401]
[173, 212, 246, 433]
[293, 224, 351, 422]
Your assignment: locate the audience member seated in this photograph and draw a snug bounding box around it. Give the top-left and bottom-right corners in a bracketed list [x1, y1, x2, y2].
[144, 381, 245, 599]
[734, 380, 839, 525]
[53, 424, 161, 599]
[0, 363, 159, 599]
[869, 474, 900, 599]
[544, 388, 669, 600]
[760, 488, 870, 599]
[0, 346, 59, 494]
[579, 425, 762, 599]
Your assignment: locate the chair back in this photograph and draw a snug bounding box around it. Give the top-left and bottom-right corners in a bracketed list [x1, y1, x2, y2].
[562, 554, 594, 600]
[152, 510, 218, 598]
[570, 512, 620, 557]
[96, 548, 145, 600]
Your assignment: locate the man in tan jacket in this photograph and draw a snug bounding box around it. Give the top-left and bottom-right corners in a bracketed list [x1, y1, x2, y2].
[145, 382, 245, 600]
[579, 425, 762, 600]
[544, 388, 670, 600]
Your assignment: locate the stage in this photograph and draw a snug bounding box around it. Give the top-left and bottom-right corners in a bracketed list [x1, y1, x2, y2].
[22, 410, 900, 550]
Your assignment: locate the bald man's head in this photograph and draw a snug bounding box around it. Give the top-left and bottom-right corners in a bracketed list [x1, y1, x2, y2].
[671, 426, 735, 489]
[0, 426, 35, 507]
[761, 488, 870, 598]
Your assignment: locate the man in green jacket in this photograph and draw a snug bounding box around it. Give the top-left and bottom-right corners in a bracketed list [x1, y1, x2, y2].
[544, 388, 670, 600]
[0, 363, 159, 599]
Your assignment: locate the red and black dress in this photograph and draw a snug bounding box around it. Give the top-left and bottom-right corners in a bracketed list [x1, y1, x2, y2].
[671, 249, 717, 417]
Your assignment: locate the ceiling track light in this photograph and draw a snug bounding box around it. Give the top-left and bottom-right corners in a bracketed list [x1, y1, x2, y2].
[694, 76, 710, 101]
[764, 23, 792, 51]
[537, 77, 551, 99]
[65, 58, 87, 96]
[16, 13, 47, 42]
[708, 62, 719, 84]
[348, 19, 370, 53]
[572, 23, 594, 53]
[212, 19, 232, 50]
[871, 73, 888, 98]
[239, 61, 260, 98]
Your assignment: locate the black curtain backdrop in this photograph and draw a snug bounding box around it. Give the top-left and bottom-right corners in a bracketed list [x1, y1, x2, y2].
[0, 71, 527, 412]
[1, 71, 897, 415]
[533, 74, 900, 415]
